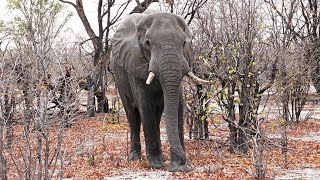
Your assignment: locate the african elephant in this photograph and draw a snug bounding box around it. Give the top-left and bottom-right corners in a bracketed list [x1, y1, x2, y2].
[111, 10, 208, 172]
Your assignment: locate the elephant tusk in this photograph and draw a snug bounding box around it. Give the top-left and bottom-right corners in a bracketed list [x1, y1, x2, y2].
[146, 72, 155, 85]
[187, 72, 210, 85]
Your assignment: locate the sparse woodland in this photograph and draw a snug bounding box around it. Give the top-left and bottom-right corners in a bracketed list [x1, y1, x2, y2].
[0, 0, 320, 179]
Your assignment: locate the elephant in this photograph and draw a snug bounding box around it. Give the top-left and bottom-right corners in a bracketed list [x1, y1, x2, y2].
[111, 9, 208, 172]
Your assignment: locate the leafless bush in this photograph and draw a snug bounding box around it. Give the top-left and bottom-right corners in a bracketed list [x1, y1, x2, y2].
[0, 0, 83, 179]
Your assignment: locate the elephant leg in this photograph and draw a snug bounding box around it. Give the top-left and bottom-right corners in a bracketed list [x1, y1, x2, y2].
[155, 104, 164, 157]
[119, 93, 141, 160]
[140, 105, 163, 168]
[129, 108, 141, 160]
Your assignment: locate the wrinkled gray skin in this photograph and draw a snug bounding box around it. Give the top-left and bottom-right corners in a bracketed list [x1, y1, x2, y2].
[111, 10, 205, 172]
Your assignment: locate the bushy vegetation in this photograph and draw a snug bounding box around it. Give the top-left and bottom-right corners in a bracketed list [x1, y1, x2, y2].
[0, 0, 320, 179]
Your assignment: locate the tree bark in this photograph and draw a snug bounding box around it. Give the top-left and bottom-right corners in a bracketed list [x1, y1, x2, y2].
[87, 75, 95, 117]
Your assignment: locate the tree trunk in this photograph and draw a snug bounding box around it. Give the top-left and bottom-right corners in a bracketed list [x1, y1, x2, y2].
[308, 39, 320, 93]
[203, 117, 209, 139]
[228, 102, 237, 152]
[96, 66, 109, 113]
[238, 80, 251, 153]
[192, 85, 209, 140]
[0, 116, 8, 180]
[87, 75, 95, 117]
[0, 150, 7, 180]
[311, 65, 320, 93]
[3, 88, 14, 148]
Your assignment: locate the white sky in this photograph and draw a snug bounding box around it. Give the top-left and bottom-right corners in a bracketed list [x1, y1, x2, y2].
[64, 0, 160, 35]
[0, 1, 6, 18]
[0, 0, 160, 45]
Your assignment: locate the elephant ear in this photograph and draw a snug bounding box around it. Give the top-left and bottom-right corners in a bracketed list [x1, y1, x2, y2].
[136, 15, 155, 61]
[111, 13, 149, 79]
[174, 15, 194, 68]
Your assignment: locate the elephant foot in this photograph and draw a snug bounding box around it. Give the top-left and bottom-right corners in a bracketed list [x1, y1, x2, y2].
[168, 160, 193, 172]
[148, 155, 164, 169]
[129, 151, 141, 161]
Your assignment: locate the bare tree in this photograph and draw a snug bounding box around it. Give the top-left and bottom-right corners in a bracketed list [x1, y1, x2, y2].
[0, 34, 12, 180]
[263, 1, 314, 124]
[58, 0, 133, 117]
[265, 0, 320, 93]
[190, 1, 278, 178]
[264, 0, 314, 170]
[0, 0, 79, 179]
[191, 0, 275, 166]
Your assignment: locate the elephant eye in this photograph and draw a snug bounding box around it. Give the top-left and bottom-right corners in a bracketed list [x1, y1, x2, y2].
[183, 41, 187, 47]
[145, 40, 151, 48]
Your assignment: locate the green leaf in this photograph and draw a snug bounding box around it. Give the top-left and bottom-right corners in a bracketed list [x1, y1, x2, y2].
[234, 98, 241, 104]
[206, 107, 212, 114]
[248, 72, 254, 77]
[228, 68, 236, 74]
[279, 118, 286, 125]
[213, 118, 221, 124]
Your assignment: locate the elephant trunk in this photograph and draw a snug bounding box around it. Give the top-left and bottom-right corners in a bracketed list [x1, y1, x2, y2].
[158, 61, 186, 165]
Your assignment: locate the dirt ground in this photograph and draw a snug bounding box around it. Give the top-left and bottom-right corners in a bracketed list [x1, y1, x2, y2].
[5, 111, 320, 179]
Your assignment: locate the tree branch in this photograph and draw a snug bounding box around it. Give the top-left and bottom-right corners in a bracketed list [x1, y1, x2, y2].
[265, 0, 303, 40]
[259, 59, 277, 94]
[59, 0, 99, 50]
[58, 0, 76, 8]
[135, 0, 141, 6]
[130, 0, 159, 14]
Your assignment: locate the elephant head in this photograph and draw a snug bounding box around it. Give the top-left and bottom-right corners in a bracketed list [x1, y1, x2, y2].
[137, 13, 209, 86]
[136, 13, 208, 168]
